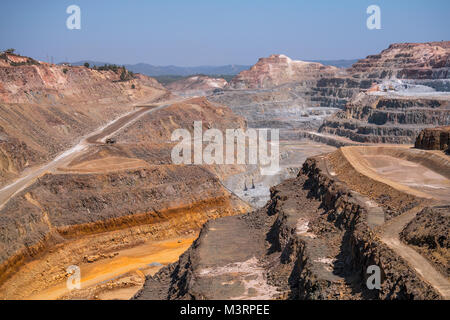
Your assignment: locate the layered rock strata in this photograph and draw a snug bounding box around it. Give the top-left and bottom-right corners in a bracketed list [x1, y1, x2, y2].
[0, 52, 169, 187]
[415, 126, 450, 150]
[320, 94, 450, 144]
[134, 155, 441, 300]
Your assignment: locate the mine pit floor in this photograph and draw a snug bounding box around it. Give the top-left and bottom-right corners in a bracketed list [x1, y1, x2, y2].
[362, 154, 450, 200]
[12, 236, 196, 300]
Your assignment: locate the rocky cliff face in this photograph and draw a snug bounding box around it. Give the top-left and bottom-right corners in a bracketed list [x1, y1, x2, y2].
[134, 155, 441, 300]
[400, 205, 449, 278]
[349, 42, 450, 80]
[0, 96, 252, 296]
[415, 126, 450, 150]
[212, 42, 450, 147]
[307, 41, 450, 111]
[320, 94, 450, 144]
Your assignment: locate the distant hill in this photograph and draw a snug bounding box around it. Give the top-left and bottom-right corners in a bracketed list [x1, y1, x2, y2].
[70, 61, 251, 76]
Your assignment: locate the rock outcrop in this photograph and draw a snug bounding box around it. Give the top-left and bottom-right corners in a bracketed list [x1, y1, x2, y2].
[315, 42, 450, 144]
[349, 42, 450, 80]
[415, 126, 450, 150]
[134, 154, 442, 300]
[228, 54, 339, 90]
[320, 94, 450, 144]
[212, 42, 450, 147]
[400, 205, 450, 278]
[310, 41, 450, 111]
[0, 96, 252, 298]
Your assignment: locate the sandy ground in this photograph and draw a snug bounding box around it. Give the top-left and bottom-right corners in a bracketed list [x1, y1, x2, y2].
[59, 156, 150, 174]
[340, 146, 450, 200]
[26, 236, 196, 300]
[362, 154, 450, 200]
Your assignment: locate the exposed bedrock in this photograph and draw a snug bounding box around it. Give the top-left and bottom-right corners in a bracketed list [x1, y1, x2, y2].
[400, 205, 450, 278]
[348, 42, 450, 80]
[415, 126, 450, 150]
[306, 77, 373, 109]
[208, 83, 341, 141]
[0, 165, 249, 288]
[227, 54, 340, 90]
[0, 52, 170, 187]
[211, 42, 450, 146]
[134, 156, 441, 300]
[320, 94, 450, 144]
[302, 42, 450, 110]
[0, 97, 253, 295]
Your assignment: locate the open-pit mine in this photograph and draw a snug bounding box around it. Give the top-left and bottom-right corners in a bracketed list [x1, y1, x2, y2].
[0, 41, 449, 300]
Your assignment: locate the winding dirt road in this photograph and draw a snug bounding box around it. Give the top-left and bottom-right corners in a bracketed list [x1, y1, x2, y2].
[381, 206, 450, 299]
[0, 103, 170, 210]
[338, 146, 450, 299]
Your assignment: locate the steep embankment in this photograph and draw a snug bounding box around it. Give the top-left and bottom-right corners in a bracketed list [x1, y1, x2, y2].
[348, 42, 450, 80]
[135, 153, 442, 300]
[318, 41, 450, 144]
[0, 165, 248, 299]
[415, 126, 450, 150]
[400, 205, 450, 279]
[209, 56, 343, 141]
[320, 93, 450, 144]
[308, 41, 450, 110]
[212, 42, 450, 146]
[0, 96, 252, 299]
[0, 52, 170, 187]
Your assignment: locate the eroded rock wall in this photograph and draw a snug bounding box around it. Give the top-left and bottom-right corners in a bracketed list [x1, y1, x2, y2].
[320, 95, 450, 144]
[415, 126, 450, 150]
[0, 165, 249, 286]
[134, 155, 441, 300]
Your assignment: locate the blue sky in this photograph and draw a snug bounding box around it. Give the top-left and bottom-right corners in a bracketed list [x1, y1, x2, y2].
[1, 0, 449, 66]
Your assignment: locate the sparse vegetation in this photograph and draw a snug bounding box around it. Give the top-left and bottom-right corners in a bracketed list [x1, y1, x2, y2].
[120, 69, 127, 81]
[91, 64, 135, 81]
[131, 84, 135, 89]
[93, 64, 120, 72]
[84, 62, 90, 68]
[119, 67, 135, 81]
[63, 68, 68, 74]
[6, 56, 40, 66]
